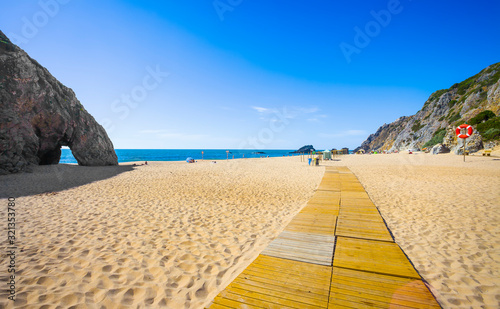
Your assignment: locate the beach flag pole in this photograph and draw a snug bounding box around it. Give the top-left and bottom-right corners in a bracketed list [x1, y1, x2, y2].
[202, 151, 204, 161]
[226, 150, 229, 160]
[463, 138, 466, 162]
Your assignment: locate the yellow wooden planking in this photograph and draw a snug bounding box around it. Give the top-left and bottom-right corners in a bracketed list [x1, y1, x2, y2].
[340, 198, 375, 206]
[262, 230, 335, 265]
[317, 186, 341, 192]
[302, 205, 340, 214]
[333, 237, 420, 279]
[228, 282, 326, 307]
[251, 258, 332, 285]
[313, 190, 341, 198]
[244, 266, 331, 290]
[208, 166, 441, 309]
[308, 197, 341, 205]
[329, 267, 440, 309]
[335, 217, 394, 242]
[285, 226, 336, 236]
[238, 270, 330, 295]
[339, 205, 379, 214]
[209, 255, 331, 309]
[208, 303, 232, 309]
[341, 192, 371, 200]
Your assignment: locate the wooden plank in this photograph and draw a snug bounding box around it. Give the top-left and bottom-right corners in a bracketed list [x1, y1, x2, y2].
[263, 243, 333, 257]
[338, 213, 383, 221]
[212, 295, 264, 309]
[312, 191, 341, 198]
[254, 255, 331, 275]
[222, 279, 328, 307]
[330, 286, 440, 309]
[339, 207, 380, 215]
[220, 289, 319, 309]
[331, 278, 438, 304]
[333, 237, 420, 279]
[206, 302, 232, 309]
[231, 278, 328, 303]
[285, 226, 335, 236]
[275, 231, 335, 242]
[336, 216, 393, 242]
[262, 253, 332, 266]
[244, 266, 331, 289]
[340, 199, 375, 207]
[329, 268, 440, 309]
[209, 166, 440, 309]
[265, 238, 334, 251]
[263, 244, 333, 256]
[237, 270, 330, 295]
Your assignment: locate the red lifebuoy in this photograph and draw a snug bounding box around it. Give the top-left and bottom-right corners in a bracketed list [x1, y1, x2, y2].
[455, 124, 473, 139]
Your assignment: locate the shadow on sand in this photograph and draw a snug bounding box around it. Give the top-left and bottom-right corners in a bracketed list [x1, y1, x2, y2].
[0, 164, 135, 198]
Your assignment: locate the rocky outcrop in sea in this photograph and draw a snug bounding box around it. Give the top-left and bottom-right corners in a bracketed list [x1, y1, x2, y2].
[291, 145, 316, 153]
[0, 30, 118, 174]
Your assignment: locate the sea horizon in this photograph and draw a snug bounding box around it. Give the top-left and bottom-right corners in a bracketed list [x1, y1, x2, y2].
[60, 148, 302, 164]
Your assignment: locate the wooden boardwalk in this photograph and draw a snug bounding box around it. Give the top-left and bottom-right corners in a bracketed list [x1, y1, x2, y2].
[208, 166, 440, 308]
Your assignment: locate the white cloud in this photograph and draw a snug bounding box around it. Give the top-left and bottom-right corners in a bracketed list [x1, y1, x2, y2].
[250, 105, 324, 123]
[251, 106, 270, 113]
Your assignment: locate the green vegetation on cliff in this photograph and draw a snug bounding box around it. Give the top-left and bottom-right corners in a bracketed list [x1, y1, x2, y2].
[423, 129, 447, 148]
[469, 110, 496, 125]
[476, 115, 500, 141]
[358, 62, 500, 153]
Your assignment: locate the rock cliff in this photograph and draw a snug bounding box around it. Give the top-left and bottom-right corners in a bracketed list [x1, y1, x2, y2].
[357, 62, 500, 153]
[292, 145, 316, 153]
[0, 30, 118, 174]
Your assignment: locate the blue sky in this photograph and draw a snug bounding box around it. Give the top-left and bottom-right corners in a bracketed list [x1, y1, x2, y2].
[1, 0, 499, 150]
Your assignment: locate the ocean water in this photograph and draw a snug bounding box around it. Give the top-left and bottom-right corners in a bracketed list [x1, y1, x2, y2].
[60, 149, 298, 164]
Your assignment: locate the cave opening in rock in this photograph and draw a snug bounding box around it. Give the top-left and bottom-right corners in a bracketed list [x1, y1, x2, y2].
[38, 146, 62, 165]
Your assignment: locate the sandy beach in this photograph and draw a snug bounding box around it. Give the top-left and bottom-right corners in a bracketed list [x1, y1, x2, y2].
[1, 153, 499, 308]
[326, 152, 500, 308]
[0, 158, 324, 308]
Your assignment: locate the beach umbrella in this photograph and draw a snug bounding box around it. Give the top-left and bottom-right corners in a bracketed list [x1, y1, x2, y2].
[186, 157, 194, 162]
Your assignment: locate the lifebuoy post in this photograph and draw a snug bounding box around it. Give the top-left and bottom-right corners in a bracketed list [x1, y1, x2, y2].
[456, 124, 473, 162]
